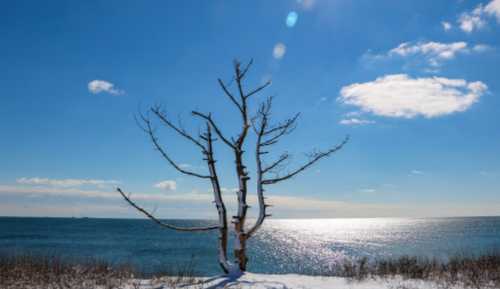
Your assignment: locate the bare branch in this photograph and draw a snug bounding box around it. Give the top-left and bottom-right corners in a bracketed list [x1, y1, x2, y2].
[191, 111, 235, 148]
[151, 106, 206, 151]
[245, 80, 271, 99]
[140, 114, 211, 179]
[262, 153, 290, 174]
[263, 113, 300, 136]
[262, 136, 350, 185]
[218, 78, 243, 114]
[239, 58, 254, 79]
[117, 188, 219, 231]
[261, 113, 300, 147]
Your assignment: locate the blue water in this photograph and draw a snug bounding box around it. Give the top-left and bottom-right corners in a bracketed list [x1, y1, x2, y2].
[1, 217, 499, 276]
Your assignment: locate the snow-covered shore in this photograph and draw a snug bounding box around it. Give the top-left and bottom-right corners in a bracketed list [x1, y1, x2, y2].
[130, 273, 469, 289]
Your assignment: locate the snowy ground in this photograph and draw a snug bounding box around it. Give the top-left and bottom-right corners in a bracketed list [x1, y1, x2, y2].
[129, 273, 468, 289]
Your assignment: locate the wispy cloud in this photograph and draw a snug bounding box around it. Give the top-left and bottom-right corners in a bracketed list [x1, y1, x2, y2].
[88, 80, 124, 95]
[338, 74, 487, 119]
[16, 177, 119, 188]
[153, 180, 177, 191]
[2, 184, 499, 218]
[410, 170, 424, 175]
[441, 21, 452, 31]
[339, 118, 374, 126]
[457, 0, 500, 33]
[365, 41, 489, 69]
[459, 5, 487, 32]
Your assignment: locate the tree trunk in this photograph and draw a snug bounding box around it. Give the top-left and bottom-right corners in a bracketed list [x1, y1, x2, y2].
[233, 149, 250, 272]
[205, 125, 232, 273]
[234, 233, 248, 271]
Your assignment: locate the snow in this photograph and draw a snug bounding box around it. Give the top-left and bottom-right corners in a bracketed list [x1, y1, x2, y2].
[127, 273, 468, 289]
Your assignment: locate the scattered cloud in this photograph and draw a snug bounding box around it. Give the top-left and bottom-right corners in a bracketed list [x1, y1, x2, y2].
[359, 188, 376, 193]
[410, 170, 424, 175]
[442, 21, 452, 31]
[459, 5, 487, 32]
[16, 177, 119, 188]
[2, 184, 499, 218]
[457, 0, 500, 33]
[472, 44, 492, 52]
[391, 41, 487, 68]
[273, 43, 286, 59]
[485, 0, 500, 21]
[339, 118, 374, 125]
[88, 80, 124, 95]
[363, 41, 490, 71]
[0, 185, 209, 203]
[221, 187, 239, 194]
[338, 74, 487, 118]
[153, 180, 177, 191]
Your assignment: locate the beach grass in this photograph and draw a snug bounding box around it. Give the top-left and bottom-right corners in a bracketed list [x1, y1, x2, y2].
[1, 252, 500, 288]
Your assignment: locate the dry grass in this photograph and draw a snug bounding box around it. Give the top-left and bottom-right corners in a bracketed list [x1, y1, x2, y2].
[2, 253, 500, 288]
[331, 253, 500, 289]
[0, 253, 204, 289]
[0, 253, 137, 289]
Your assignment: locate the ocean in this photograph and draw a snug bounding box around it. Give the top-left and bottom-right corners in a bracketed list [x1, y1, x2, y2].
[1, 217, 499, 276]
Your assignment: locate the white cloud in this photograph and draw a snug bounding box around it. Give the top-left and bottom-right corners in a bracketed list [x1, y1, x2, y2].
[459, 5, 487, 32]
[410, 170, 424, 175]
[221, 187, 239, 194]
[441, 21, 452, 31]
[273, 43, 286, 59]
[16, 177, 119, 188]
[485, 0, 500, 21]
[389, 41, 472, 67]
[472, 44, 492, 52]
[338, 74, 487, 119]
[153, 180, 177, 191]
[365, 41, 489, 70]
[339, 118, 374, 125]
[2, 184, 500, 218]
[458, 0, 500, 32]
[88, 80, 124, 95]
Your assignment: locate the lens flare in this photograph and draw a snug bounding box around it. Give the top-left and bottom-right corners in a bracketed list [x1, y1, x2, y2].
[286, 11, 299, 27]
[273, 43, 286, 59]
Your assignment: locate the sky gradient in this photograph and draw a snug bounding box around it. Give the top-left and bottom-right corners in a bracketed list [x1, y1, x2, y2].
[1, 0, 500, 219]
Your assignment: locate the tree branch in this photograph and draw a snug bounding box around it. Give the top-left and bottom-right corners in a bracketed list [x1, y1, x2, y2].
[245, 80, 271, 99]
[191, 111, 235, 148]
[218, 78, 243, 114]
[117, 188, 219, 231]
[140, 114, 211, 179]
[262, 136, 349, 185]
[151, 106, 206, 151]
[262, 153, 290, 174]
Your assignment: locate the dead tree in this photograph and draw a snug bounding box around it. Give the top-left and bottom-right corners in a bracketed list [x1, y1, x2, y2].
[117, 59, 348, 274]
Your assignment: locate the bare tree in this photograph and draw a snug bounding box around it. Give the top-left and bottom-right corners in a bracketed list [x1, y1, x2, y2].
[117, 59, 348, 274]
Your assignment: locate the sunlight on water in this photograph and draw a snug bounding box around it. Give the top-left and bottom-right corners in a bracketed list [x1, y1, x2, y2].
[248, 218, 500, 273]
[1, 217, 499, 275]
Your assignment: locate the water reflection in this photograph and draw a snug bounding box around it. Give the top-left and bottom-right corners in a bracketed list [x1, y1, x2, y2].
[247, 218, 500, 273]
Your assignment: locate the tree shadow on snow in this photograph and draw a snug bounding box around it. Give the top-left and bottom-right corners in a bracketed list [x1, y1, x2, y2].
[181, 273, 289, 289]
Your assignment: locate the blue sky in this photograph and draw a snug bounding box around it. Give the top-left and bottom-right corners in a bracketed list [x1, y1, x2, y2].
[1, 0, 499, 219]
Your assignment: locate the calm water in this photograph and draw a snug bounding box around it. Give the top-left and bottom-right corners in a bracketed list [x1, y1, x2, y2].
[1, 217, 499, 275]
